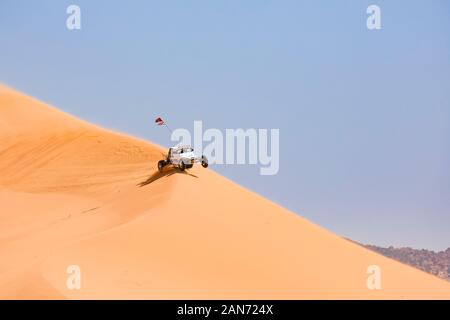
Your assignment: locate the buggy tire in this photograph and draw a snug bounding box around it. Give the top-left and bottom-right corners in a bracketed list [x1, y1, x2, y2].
[201, 156, 208, 168]
[158, 160, 166, 172]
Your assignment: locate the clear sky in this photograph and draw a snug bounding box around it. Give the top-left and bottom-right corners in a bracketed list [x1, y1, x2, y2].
[1, 0, 449, 250]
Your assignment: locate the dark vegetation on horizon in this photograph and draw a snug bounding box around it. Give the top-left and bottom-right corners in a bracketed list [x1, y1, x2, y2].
[361, 243, 450, 282]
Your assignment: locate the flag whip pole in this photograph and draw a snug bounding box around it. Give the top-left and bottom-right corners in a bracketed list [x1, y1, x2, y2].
[155, 117, 173, 137]
[164, 123, 173, 135]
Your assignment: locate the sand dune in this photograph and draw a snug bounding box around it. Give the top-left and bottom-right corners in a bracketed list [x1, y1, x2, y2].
[1, 85, 449, 299]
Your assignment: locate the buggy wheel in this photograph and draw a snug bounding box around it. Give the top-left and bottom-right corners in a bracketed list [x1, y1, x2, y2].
[186, 164, 193, 169]
[158, 160, 166, 172]
[201, 155, 208, 168]
[179, 161, 186, 171]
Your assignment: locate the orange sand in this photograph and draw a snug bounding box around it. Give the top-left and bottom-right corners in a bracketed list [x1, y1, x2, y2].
[1, 85, 449, 299]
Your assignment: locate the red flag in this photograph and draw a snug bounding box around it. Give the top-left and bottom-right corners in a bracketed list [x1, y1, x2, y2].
[155, 117, 165, 126]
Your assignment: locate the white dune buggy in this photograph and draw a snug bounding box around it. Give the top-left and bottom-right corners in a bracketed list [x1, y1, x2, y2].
[158, 145, 208, 172]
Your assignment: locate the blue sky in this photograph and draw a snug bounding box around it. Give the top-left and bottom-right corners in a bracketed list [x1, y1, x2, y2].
[1, 0, 449, 250]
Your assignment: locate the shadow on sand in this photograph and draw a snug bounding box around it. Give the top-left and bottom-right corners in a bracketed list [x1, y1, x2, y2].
[137, 167, 198, 187]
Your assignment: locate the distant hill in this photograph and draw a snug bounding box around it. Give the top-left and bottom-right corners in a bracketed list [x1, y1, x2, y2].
[362, 244, 450, 282]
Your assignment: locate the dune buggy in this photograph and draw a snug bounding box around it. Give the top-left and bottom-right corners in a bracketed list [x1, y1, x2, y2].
[158, 145, 208, 172]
